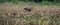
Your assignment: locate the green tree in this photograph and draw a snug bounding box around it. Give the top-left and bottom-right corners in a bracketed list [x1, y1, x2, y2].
[0, 0, 11, 3]
[0, 0, 5, 3]
[11, 0, 18, 4]
[54, 0, 60, 3]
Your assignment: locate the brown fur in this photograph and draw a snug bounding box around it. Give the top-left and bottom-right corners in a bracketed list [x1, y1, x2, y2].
[24, 7, 33, 12]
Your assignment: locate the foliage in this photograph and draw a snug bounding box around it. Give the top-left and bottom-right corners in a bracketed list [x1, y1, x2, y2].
[0, 0, 60, 5]
[0, 0, 60, 3]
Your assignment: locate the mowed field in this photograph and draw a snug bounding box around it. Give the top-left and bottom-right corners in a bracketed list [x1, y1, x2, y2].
[0, 4, 60, 25]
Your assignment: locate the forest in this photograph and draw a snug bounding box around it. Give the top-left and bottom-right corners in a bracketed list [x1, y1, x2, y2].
[0, 0, 60, 3]
[0, 0, 60, 6]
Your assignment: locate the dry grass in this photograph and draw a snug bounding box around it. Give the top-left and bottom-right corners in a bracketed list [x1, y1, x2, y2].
[0, 4, 60, 25]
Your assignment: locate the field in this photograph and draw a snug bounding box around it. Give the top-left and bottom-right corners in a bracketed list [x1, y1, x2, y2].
[0, 4, 60, 25]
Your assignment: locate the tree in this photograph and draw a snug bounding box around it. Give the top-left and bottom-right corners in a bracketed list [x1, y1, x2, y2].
[54, 0, 60, 3]
[34, 0, 42, 3]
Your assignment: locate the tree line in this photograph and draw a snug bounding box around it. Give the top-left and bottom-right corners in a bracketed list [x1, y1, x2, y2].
[0, 0, 60, 3]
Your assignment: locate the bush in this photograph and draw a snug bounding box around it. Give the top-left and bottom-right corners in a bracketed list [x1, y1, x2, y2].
[40, 1, 55, 5]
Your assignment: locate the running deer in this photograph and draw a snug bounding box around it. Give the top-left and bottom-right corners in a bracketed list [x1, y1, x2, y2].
[24, 7, 33, 12]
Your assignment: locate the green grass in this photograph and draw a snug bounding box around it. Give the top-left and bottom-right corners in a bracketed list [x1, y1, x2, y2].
[0, 1, 60, 6]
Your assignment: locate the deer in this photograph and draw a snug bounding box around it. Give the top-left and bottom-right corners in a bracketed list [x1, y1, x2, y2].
[24, 7, 33, 12]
